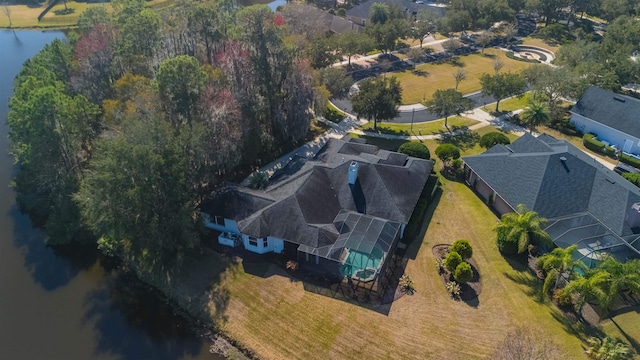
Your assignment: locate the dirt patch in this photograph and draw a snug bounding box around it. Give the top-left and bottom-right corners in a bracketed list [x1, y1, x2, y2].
[432, 244, 482, 302]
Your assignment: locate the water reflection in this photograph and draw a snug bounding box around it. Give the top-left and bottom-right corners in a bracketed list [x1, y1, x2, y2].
[84, 271, 203, 360]
[9, 204, 95, 291]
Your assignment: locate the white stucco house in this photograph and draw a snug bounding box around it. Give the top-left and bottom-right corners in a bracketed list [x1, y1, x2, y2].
[570, 86, 640, 155]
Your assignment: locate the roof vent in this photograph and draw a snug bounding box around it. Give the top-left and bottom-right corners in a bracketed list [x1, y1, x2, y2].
[613, 96, 626, 103]
[560, 156, 567, 161]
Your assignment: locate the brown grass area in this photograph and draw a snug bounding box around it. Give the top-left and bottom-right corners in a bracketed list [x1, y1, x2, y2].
[392, 48, 532, 104]
[520, 37, 561, 54]
[208, 179, 586, 359]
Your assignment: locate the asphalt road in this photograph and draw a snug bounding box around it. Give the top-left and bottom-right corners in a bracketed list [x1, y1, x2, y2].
[331, 91, 498, 124]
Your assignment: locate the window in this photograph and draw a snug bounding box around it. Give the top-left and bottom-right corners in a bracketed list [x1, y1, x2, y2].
[214, 216, 225, 225]
[249, 237, 258, 247]
[263, 238, 268, 248]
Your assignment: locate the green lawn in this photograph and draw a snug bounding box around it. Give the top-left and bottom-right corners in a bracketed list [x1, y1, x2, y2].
[360, 116, 479, 136]
[600, 310, 640, 353]
[209, 178, 588, 359]
[0, 0, 172, 28]
[391, 48, 533, 105]
[483, 93, 532, 114]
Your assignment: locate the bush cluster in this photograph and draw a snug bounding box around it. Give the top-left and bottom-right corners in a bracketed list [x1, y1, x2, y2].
[324, 105, 345, 123]
[398, 142, 431, 160]
[505, 51, 540, 64]
[479, 132, 511, 148]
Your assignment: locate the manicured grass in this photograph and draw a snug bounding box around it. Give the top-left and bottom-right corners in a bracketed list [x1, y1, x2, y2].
[520, 37, 561, 53]
[600, 310, 640, 351]
[207, 178, 588, 359]
[0, 0, 172, 28]
[360, 116, 479, 136]
[482, 93, 532, 113]
[392, 48, 533, 104]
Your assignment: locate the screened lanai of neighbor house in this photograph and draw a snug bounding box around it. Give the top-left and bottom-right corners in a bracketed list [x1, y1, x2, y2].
[463, 133, 640, 267]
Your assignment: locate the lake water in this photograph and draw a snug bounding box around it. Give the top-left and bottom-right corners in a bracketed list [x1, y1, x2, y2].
[0, 30, 220, 360]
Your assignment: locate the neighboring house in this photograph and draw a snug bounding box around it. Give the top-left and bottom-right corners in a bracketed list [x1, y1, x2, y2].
[201, 137, 434, 292]
[463, 133, 640, 267]
[570, 86, 640, 155]
[346, 0, 445, 26]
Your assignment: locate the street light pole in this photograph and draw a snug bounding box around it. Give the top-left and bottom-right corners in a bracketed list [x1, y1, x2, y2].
[411, 108, 415, 132]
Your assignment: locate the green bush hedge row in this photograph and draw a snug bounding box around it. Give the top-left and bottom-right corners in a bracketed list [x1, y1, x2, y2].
[620, 154, 640, 169]
[582, 133, 616, 156]
[505, 51, 540, 63]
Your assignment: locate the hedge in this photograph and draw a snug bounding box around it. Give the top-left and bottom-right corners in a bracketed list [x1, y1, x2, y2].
[582, 133, 615, 156]
[398, 142, 431, 159]
[505, 51, 540, 63]
[620, 154, 640, 169]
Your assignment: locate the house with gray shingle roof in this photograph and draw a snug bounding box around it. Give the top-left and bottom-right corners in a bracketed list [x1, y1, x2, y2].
[463, 133, 640, 267]
[201, 137, 434, 292]
[570, 86, 640, 155]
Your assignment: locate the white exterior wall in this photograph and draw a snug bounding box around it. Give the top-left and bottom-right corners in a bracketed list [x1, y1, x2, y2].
[493, 195, 514, 216]
[267, 237, 284, 254]
[571, 113, 640, 154]
[202, 214, 240, 234]
[240, 235, 285, 254]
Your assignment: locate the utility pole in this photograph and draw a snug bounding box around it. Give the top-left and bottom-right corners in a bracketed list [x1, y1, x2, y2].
[411, 108, 415, 132]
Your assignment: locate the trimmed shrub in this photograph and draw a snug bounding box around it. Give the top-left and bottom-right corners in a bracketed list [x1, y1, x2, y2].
[450, 239, 473, 260]
[582, 133, 615, 156]
[496, 227, 519, 255]
[623, 172, 640, 188]
[435, 144, 460, 165]
[398, 142, 430, 159]
[454, 262, 473, 283]
[480, 132, 511, 148]
[399, 274, 415, 294]
[445, 250, 463, 273]
[620, 153, 640, 169]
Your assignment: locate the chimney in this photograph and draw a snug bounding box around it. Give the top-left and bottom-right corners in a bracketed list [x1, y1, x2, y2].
[627, 203, 640, 228]
[348, 161, 359, 185]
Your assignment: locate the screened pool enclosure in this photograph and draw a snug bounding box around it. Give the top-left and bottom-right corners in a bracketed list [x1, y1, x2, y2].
[545, 212, 640, 268]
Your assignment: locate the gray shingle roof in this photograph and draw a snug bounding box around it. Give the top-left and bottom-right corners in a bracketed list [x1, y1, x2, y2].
[204, 137, 433, 249]
[346, 0, 445, 20]
[571, 86, 640, 139]
[463, 133, 640, 237]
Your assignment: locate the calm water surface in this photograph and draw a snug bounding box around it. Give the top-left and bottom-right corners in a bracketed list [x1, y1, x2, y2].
[0, 30, 220, 360]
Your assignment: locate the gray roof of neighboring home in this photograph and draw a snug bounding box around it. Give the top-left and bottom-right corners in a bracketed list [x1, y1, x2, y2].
[463, 133, 640, 238]
[571, 86, 640, 139]
[204, 137, 433, 248]
[346, 0, 445, 20]
[330, 16, 363, 34]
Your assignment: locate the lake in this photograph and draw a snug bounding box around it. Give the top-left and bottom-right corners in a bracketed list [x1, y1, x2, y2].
[0, 30, 221, 360]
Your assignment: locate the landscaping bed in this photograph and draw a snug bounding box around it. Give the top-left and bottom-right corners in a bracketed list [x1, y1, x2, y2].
[432, 244, 482, 301]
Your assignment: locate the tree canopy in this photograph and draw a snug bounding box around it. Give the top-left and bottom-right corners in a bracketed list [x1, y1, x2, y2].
[350, 76, 402, 130]
[426, 88, 473, 128]
[480, 72, 526, 112]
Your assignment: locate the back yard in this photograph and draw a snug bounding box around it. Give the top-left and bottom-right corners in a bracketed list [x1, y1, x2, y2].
[205, 158, 589, 358]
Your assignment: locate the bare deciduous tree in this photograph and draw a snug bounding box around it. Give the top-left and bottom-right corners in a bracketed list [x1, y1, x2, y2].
[453, 68, 467, 91]
[478, 31, 493, 53]
[493, 58, 505, 74]
[3, 3, 11, 28]
[490, 328, 562, 360]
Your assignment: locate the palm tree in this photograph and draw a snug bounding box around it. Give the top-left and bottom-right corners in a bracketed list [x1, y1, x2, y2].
[599, 256, 640, 299]
[563, 268, 611, 316]
[586, 336, 632, 360]
[368, 3, 389, 25]
[537, 244, 588, 295]
[521, 100, 550, 132]
[495, 204, 553, 254]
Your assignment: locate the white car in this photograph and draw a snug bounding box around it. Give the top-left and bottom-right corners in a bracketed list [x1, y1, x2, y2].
[415, 1, 424, 3]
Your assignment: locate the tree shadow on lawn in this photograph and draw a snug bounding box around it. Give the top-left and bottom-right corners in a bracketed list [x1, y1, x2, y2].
[502, 254, 546, 302]
[413, 69, 429, 77]
[404, 185, 442, 261]
[610, 315, 640, 354]
[436, 127, 480, 150]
